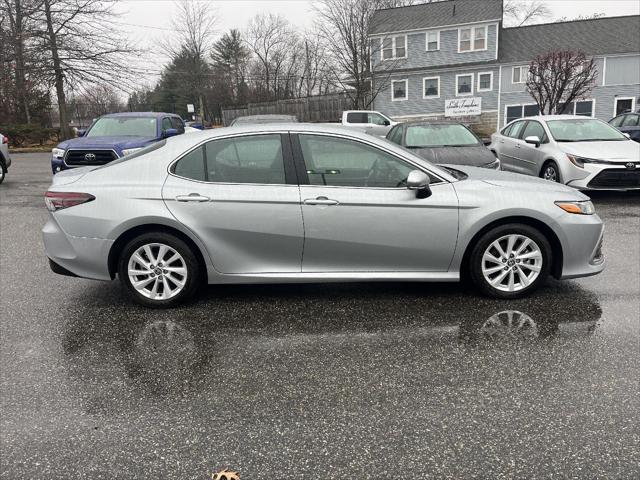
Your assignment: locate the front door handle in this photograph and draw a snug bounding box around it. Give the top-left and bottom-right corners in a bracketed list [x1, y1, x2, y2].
[304, 196, 339, 206]
[175, 193, 210, 202]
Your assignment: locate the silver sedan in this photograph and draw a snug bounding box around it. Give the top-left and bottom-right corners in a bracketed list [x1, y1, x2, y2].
[43, 124, 605, 308]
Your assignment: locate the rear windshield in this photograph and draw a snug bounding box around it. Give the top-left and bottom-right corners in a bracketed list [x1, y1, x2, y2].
[87, 117, 157, 137]
[405, 124, 480, 147]
[547, 119, 627, 142]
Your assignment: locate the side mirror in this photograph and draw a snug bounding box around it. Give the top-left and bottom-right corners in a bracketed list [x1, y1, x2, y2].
[622, 132, 631, 139]
[406, 169, 432, 198]
[524, 135, 541, 147]
[77, 129, 86, 137]
[383, 119, 390, 126]
[162, 128, 179, 138]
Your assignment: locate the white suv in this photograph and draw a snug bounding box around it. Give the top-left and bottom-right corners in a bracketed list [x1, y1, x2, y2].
[0, 133, 11, 184]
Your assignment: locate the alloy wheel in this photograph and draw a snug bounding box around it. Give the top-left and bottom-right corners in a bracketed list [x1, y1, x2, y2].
[127, 243, 188, 300]
[543, 165, 558, 182]
[481, 234, 543, 293]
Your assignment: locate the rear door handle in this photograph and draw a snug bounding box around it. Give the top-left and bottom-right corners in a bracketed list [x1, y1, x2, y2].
[175, 193, 210, 202]
[304, 196, 339, 206]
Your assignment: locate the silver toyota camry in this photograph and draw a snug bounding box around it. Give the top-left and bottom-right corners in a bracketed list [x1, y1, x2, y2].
[43, 124, 605, 308]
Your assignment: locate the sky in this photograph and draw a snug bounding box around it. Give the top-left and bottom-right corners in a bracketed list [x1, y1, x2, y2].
[114, 0, 640, 91]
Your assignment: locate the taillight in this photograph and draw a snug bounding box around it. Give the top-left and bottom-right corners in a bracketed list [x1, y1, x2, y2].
[1, 136, 7, 144]
[44, 191, 95, 212]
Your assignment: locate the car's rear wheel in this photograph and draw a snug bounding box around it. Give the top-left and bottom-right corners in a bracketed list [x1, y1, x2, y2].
[0, 160, 6, 184]
[469, 224, 552, 299]
[118, 232, 201, 308]
[540, 160, 561, 183]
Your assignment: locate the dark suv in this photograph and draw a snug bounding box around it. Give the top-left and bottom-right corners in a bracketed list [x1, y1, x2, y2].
[51, 112, 185, 173]
[609, 109, 640, 142]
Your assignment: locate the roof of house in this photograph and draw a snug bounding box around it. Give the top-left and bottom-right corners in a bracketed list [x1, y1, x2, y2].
[369, 0, 503, 35]
[499, 15, 640, 63]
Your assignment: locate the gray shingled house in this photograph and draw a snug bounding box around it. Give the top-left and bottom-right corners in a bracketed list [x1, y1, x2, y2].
[369, 0, 640, 135]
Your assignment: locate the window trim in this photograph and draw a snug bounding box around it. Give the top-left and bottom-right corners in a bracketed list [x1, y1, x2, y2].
[381, 34, 408, 61]
[503, 103, 540, 126]
[422, 76, 440, 99]
[458, 25, 488, 53]
[613, 96, 636, 117]
[391, 79, 409, 102]
[573, 99, 596, 117]
[477, 71, 493, 92]
[167, 131, 297, 186]
[425, 30, 440, 52]
[455, 73, 474, 97]
[512, 65, 528, 84]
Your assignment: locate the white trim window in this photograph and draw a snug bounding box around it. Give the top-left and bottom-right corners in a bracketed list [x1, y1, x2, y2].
[555, 99, 595, 117]
[426, 31, 440, 52]
[477, 71, 493, 91]
[391, 79, 408, 101]
[382, 35, 407, 60]
[614, 97, 636, 116]
[456, 73, 474, 96]
[512, 65, 528, 84]
[504, 104, 540, 125]
[459, 25, 487, 52]
[423, 76, 440, 98]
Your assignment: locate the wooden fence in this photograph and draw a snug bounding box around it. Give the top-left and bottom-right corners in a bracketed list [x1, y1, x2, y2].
[221, 92, 362, 126]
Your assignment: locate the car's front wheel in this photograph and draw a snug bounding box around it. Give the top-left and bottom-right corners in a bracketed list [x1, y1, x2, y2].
[118, 232, 201, 308]
[469, 224, 552, 299]
[540, 160, 561, 183]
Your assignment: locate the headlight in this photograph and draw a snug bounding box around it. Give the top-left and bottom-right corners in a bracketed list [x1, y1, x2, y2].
[566, 154, 597, 168]
[52, 148, 65, 158]
[555, 200, 596, 215]
[122, 148, 142, 156]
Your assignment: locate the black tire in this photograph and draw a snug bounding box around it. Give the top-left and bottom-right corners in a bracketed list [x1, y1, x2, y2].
[540, 160, 561, 183]
[469, 223, 552, 299]
[118, 232, 201, 308]
[0, 159, 6, 185]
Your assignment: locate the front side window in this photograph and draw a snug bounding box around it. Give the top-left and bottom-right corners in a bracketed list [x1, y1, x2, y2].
[478, 72, 493, 91]
[506, 120, 526, 138]
[610, 116, 625, 127]
[205, 134, 285, 184]
[171, 117, 185, 133]
[368, 113, 387, 125]
[161, 117, 173, 131]
[387, 126, 404, 145]
[547, 119, 627, 142]
[392, 80, 408, 101]
[521, 121, 547, 143]
[456, 74, 473, 96]
[405, 124, 480, 148]
[299, 134, 414, 188]
[622, 114, 640, 126]
[423, 77, 439, 98]
[426, 31, 439, 51]
[86, 117, 157, 137]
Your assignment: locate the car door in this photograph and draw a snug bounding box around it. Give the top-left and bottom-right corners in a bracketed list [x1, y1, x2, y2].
[517, 120, 549, 176]
[499, 120, 527, 174]
[293, 133, 459, 272]
[162, 132, 304, 274]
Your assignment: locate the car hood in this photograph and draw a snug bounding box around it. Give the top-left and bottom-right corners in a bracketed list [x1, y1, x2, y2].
[57, 136, 158, 150]
[444, 164, 589, 199]
[558, 140, 640, 162]
[410, 145, 495, 167]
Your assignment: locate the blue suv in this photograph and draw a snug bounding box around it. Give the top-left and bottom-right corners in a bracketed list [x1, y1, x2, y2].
[51, 112, 185, 174]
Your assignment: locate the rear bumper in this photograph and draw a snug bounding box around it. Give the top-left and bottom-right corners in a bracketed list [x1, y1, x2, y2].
[43, 214, 113, 280]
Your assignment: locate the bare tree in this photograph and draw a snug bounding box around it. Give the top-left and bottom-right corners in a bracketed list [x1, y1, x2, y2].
[503, 0, 551, 27]
[526, 50, 597, 115]
[37, 0, 138, 139]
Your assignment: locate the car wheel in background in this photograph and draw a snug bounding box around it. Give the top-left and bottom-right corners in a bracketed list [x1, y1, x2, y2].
[0, 160, 5, 184]
[118, 232, 201, 308]
[540, 160, 561, 183]
[469, 224, 552, 299]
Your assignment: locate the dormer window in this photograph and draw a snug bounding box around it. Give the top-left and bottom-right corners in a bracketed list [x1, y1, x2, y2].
[426, 31, 440, 51]
[459, 25, 487, 53]
[382, 35, 407, 60]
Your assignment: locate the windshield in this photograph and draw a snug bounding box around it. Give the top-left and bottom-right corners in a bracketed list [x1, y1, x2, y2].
[547, 119, 627, 142]
[405, 124, 480, 147]
[86, 117, 157, 137]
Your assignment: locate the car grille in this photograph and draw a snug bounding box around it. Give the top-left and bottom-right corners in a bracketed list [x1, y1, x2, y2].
[587, 168, 640, 189]
[65, 149, 118, 166]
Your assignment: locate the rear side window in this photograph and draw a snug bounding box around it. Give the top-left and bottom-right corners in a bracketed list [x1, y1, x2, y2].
[388, 126, 403, 145]
[346, 112, 368, 124]
[622, 114, 639, 127]
[173, 146, 206, 181]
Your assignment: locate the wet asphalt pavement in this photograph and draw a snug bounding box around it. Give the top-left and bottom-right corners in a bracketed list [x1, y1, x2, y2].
[1, 153, 639, 479]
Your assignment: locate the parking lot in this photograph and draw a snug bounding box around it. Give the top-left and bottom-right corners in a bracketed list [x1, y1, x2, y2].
[1, 153, 639, 479]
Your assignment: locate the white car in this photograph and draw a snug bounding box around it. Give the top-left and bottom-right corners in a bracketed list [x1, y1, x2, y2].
[489, 115, 640, 190]
[0, 132, 11, 184]
[340, 110, 397, 137]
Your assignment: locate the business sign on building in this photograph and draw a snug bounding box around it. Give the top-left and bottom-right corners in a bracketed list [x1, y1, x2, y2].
[445, 97, 482, 117]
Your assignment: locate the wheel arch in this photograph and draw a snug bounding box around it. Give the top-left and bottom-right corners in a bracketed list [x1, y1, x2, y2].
[460, 215, 564, 281]
[107, 223, 209, 280]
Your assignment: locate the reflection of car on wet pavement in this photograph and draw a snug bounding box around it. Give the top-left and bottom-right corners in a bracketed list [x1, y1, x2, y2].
[43, 124, 605, 308]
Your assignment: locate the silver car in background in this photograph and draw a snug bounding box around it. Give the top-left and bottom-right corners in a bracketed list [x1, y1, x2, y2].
[489, 115, 640, 190]
[43, 124, 604, 308]
[0, 132, 11, 184]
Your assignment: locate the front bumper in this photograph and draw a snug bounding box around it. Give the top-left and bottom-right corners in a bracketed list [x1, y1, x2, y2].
[43, 214, 113, 280]
[558, 213, 605, 280]
[566, 162, 640, 191]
